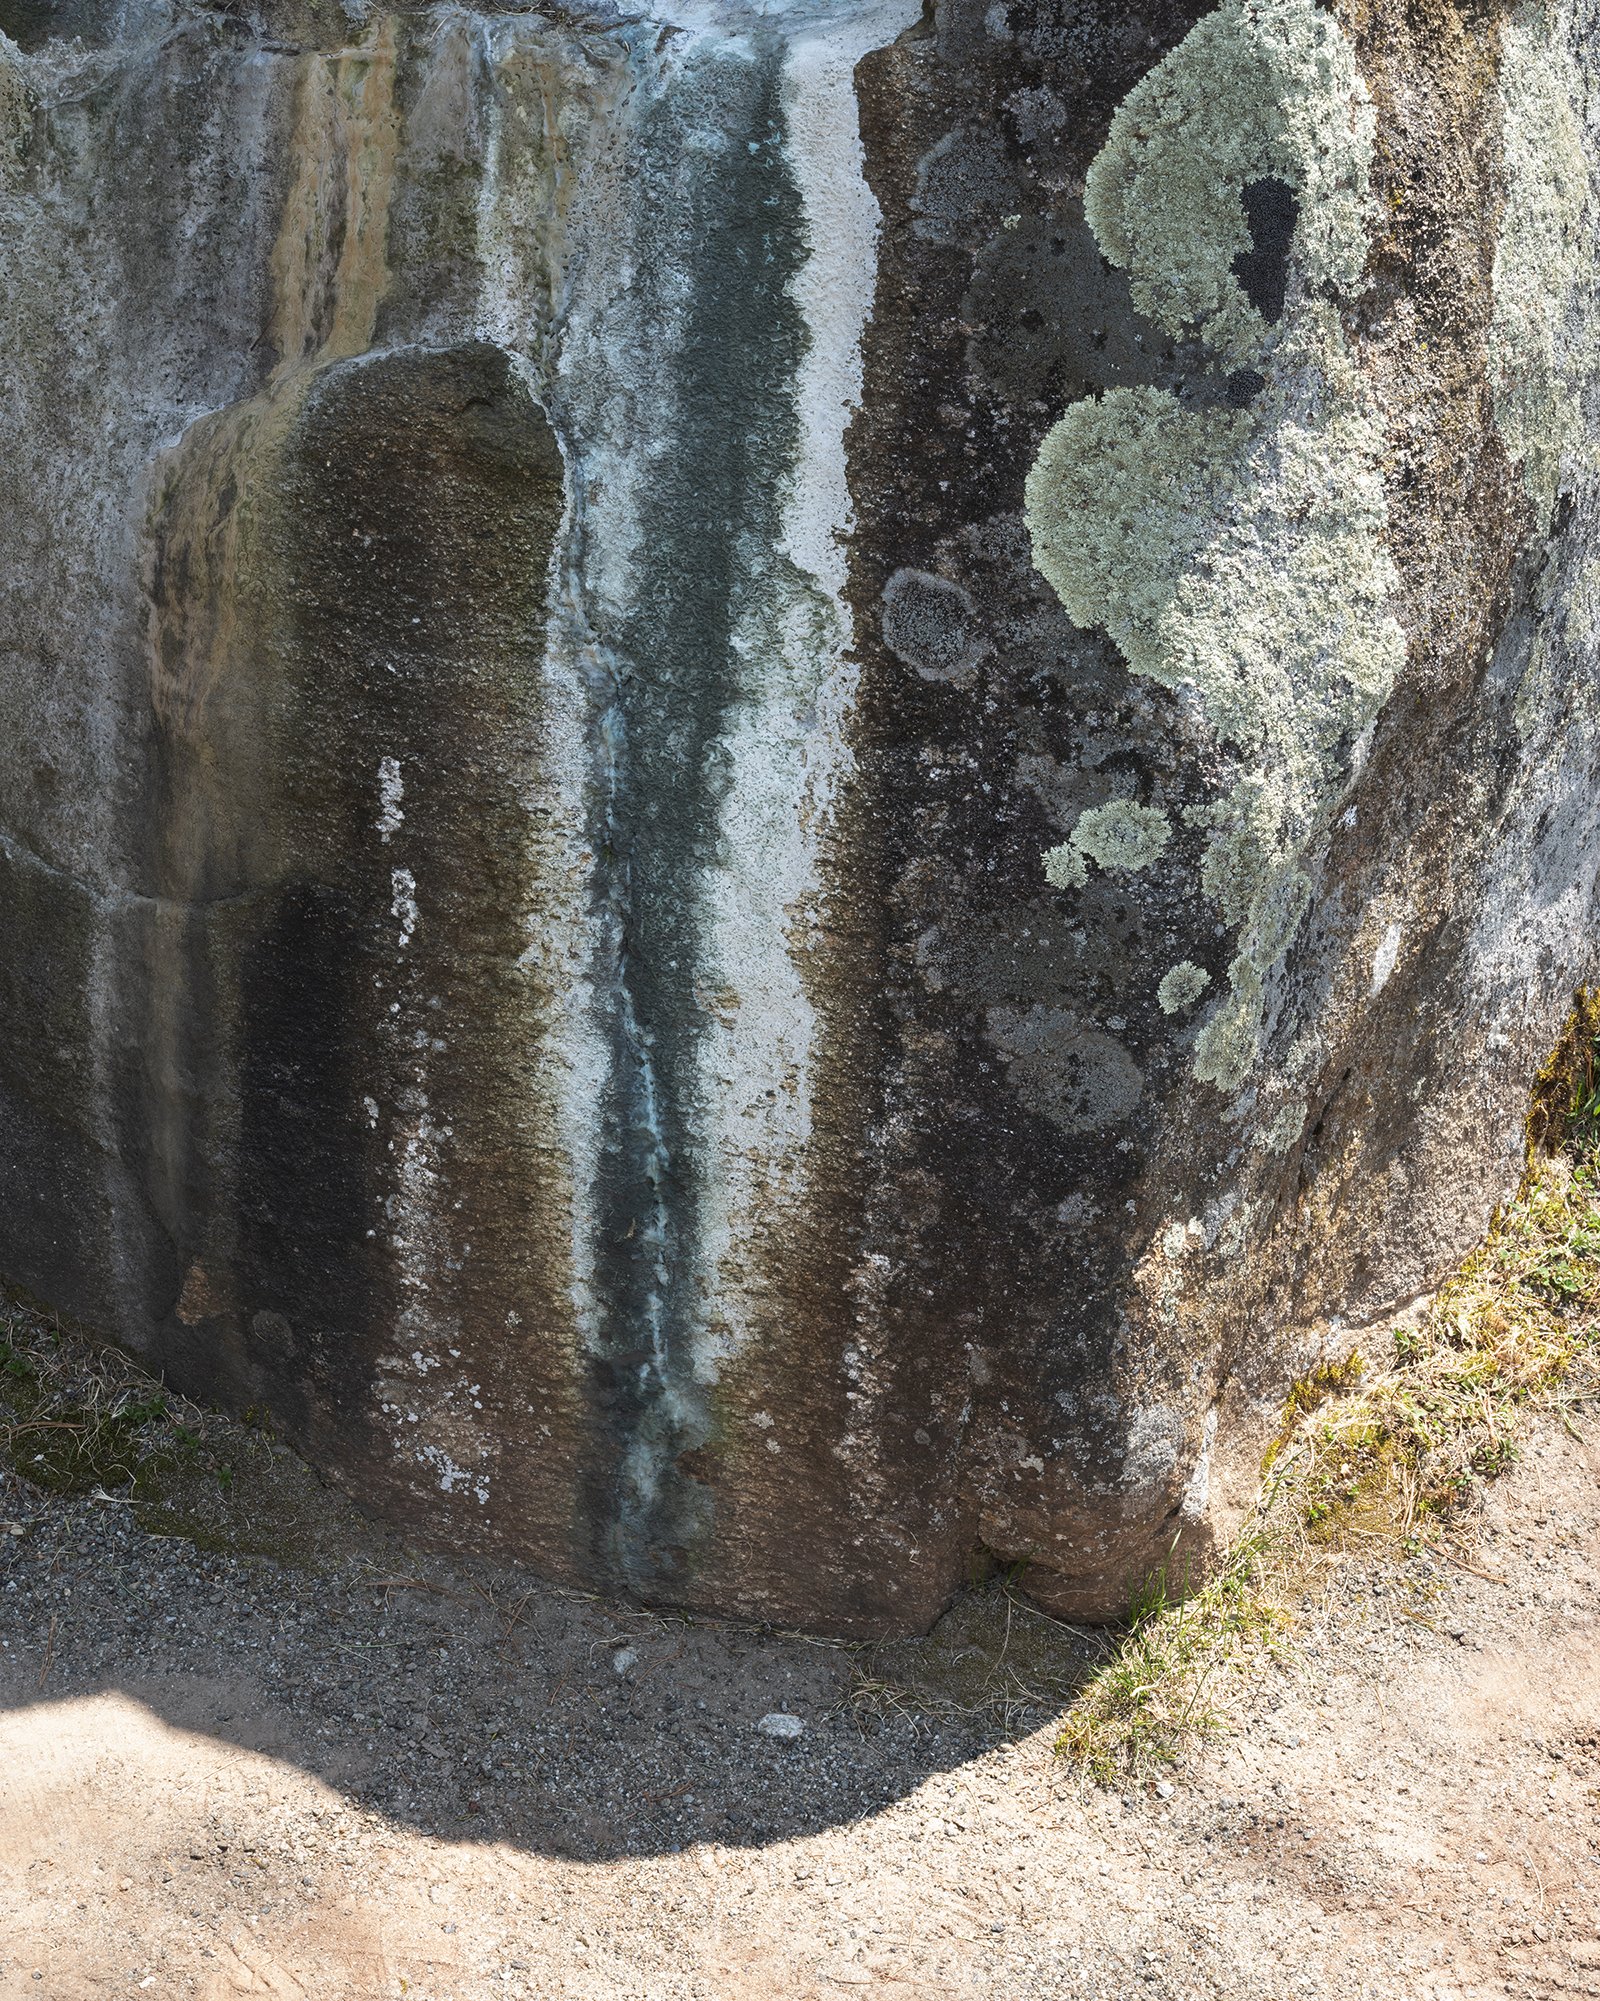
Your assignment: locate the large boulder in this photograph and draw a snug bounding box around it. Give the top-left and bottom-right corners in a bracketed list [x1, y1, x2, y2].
[2, 0, 1597, 1633]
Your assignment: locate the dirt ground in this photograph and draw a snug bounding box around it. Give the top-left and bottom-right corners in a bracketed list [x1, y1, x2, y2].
[1, 1408, 1596, 2001]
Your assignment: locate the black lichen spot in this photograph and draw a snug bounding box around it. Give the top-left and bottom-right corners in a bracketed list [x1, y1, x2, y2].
[964, 205, 1185, 409]
[1233, 177, 1298, 325]
[1225, 367, 1267, 407]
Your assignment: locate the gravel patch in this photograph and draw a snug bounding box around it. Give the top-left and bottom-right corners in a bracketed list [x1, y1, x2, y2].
[0, 1397, 1596, 1998]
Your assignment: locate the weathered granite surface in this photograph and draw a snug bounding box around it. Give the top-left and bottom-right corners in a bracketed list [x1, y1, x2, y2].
[2, 0, 1598, 1633]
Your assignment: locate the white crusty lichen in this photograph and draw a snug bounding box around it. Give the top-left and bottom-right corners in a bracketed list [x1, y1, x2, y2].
[1082, 0, 1375, 366]
[1489, 0, 1598, 521]
[1157, 961, 1211, 1016]
[1026, 0, 1404, 1093]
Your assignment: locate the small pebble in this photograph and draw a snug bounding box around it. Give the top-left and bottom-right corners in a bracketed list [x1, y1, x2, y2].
[611, 1648, 638, 1675]
[756, 1712, 805, 1739]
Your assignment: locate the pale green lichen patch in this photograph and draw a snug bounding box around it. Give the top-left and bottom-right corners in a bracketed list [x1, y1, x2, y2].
[1043, 801, 1170, 887]
[1194, 954, 1266, 1089]
[1489, 0, 1598, 520]
[1043, 841, 1088, 891]
[1083, 0, 1376, 366]
[1264, 1099, 1307, 1154]
[1072, 800, 1172, 873]
[1569, 550, 1600, 649]
[1027, 363, 1399, 750]
[1157, 961, 1211, 1016]
[1028, 393, 1255, 679]
[1026, 0, 1403, 1095]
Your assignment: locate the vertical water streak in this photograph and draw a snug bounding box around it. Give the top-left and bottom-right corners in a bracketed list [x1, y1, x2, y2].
[573, 27, 809, 1586]
[684, 0, 919, 1440]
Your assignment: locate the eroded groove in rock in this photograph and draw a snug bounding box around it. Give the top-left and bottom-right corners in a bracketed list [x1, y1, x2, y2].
[1, 0, 1598, 1636]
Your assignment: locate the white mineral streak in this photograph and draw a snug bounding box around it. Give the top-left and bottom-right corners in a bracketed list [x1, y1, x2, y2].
[1370, 920, 1402, 996]
[1179, 1407, 1219, 1520]
[389, 865, 418, 948]
[686, 0, 919, 1385]
[1026, 0, 1405, 1096]
[469, 0, 922, 1547]
[376, 755, 404, 841]
[489, 1, 916, 1444]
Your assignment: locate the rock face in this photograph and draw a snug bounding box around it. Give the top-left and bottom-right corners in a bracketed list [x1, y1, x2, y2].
[2, 0, 1599, 1634]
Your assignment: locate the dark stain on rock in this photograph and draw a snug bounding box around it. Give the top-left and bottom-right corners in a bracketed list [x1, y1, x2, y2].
[234, 879, 376, 1448]
[4, 0, 1593, 1644]
[0, 0, 117, 49]
[731, 0, 1224, 1631]
[0, 840, 113, 1328]
[965, 202, 1194, 412]
[135, 341, 580, 1558]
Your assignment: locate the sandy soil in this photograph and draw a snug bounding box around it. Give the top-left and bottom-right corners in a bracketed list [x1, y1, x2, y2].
[1, 1414, 1596, 2000]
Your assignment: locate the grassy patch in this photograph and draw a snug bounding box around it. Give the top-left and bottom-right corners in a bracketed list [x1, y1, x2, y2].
[1054, 995, 1600, 1782]
[1053, 1532, 1288, 1783]
[0, 1303, 367, 1566]
[851, 1574, 1106, 1734]
[0, 1317, 203, 1503]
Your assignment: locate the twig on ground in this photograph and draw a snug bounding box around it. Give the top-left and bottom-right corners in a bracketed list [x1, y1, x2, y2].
[36, 1611, 58, 1692]
[1427, 1545, 1508, 1586]
[372, 1575, 466, 1608]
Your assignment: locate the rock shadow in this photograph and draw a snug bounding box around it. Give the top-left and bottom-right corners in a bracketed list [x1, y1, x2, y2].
[0, 1412, 1108, 1864]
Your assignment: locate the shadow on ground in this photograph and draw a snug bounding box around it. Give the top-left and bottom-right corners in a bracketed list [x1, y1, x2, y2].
[0, 1311, 1108, 1864]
